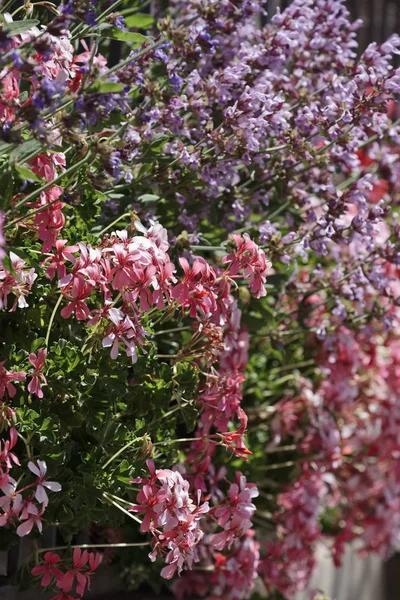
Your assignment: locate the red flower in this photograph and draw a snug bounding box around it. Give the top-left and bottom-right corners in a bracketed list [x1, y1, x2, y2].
[31, 552, 63, 588]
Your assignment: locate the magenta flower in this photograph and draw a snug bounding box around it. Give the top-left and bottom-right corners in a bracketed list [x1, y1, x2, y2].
[28, 460, 62, 506]
[0, 361, 26, 399]
[31, 552, 63, 587]
[27, 349, 47, 398]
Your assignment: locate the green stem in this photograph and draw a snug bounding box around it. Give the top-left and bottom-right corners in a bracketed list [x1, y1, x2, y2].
[265, 444, 297, 453]
[103, 493, 142, 525]
[191, 245, 226, 252]
[358, 117, 400, 149]
[94, 212, 132, 238]
[106, 38, 166, 76]
[45, 294, 63, 347]
[38, 542, 148, 553]
[264, 460, 297, 471]
[102, 437, 140, 469]
[153, 326, 191, 336]
[120, 1, 151, 16]
[11, 5, 26, 17]
[153, 437, 201, 447]
[269, 359, 315, 374]
[13, 153, 92, 212]
[105, 493, 132, 506]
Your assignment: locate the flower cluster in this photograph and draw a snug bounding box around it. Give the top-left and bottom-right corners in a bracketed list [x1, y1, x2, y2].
[0, 431, 61, 537]
[0, 252, 37, 311]
[1, 0, 400, 599]
[31, 548, 101, 599]
[130, 459, 209, 579]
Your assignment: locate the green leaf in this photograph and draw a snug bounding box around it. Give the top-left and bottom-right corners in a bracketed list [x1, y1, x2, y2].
[181, 403, 198, 432]
[1, 254, 20, 280]
[88, 81, 126, 94]
[0, 171, 14, 210]
[5, 19, 40, 36]
[14, 165, 43, 183]
[124, 13, 155, 29]
[105, 29, 149, 44]
[137, 194, 160, 204]
[19, 91, 29, 104]
[0, 141, 12, 157]
[10, 139, 42, 163]
[31, 337, 46, 353]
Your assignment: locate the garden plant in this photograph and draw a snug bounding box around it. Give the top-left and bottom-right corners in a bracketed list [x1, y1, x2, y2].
[0, 0, 400, 599]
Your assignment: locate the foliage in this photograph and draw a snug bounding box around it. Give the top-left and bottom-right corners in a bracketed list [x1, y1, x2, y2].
[0, 1, 400, 600]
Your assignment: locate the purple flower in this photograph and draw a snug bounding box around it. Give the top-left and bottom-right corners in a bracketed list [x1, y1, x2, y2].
[32, 78, 67, 112]
[113, 15, 126, 32]
[169, 74, 183, 91]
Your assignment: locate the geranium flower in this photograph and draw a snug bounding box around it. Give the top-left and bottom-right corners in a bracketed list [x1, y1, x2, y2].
[27, 349, 47, 398]
[31, 552, 63, 587]
[28, 460, 62, 506]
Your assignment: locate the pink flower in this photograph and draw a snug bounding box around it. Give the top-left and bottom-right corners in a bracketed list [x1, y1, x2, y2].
[0, 70, 19, 123]
[0, 252, 37, 311]
[27, 349, 47, 398]
[131, 460, 208, 578]
[222, 233, 271, 298]
[28, 460, 62, 506]
[0, 493, 23, 527]
[16, 503, 44, 536]
[31, 552, 63, 587]
[102, 311, 147, 363]
[0, 361, 26, 399]
[42, 240, 78, 280]
[30, 152, 66, 183]
[0, 477, 19, 511]
[0, 428, 20, 470]
[75, 551, 102, 596]
[31, 185, 65, 252]
[172, 257, 217, 317]
[60, 278, 92, 321]
[50, 593, 77, 600]
[56, 548, 97, 596]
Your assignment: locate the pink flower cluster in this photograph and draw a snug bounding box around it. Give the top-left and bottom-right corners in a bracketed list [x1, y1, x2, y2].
[260, 469, 326, 597]
[131, 457, 260, 596]
[222, 233, 271, 298]
[0, 252, 37, 311]
[43, 225, 270, 370]
[31, 548, 101, 599]
[53, 224, 176, 362]
[130, 459, 209, 579]
[208, 473, 259, 552]
[0, 431, 61, 537]
[259, 310, 400, 593]
[0, 350, 47, 407]
[173, 534, 260, 600]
